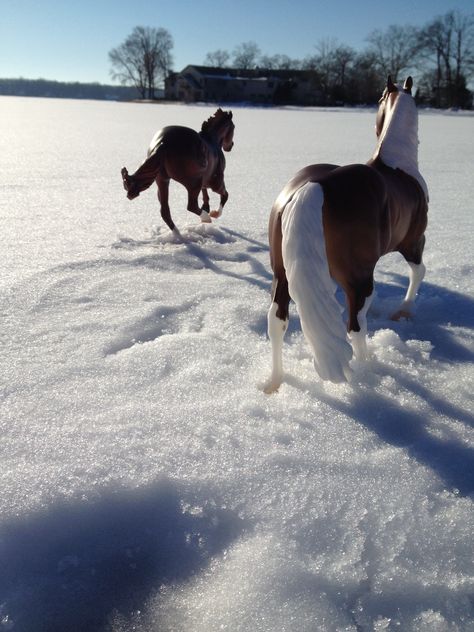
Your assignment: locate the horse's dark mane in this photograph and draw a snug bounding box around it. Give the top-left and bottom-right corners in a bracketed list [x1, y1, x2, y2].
[201, 108, 233, 134]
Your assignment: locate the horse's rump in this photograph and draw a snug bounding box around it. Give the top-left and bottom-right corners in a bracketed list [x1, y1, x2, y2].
[317, 164, 390, 281]
[274, 164, 389, 283]
[272, 163, 339, 217]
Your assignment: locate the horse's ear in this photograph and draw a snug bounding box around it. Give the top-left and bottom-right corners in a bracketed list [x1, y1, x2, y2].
[387, 75, 397, 93]
[403, 76, 413, 94]
[229, 110, 233, 119]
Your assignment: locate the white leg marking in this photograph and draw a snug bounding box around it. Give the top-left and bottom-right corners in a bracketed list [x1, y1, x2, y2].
[264, 302, 288, 393]
[349, 292, 373, 361]
[350, 331, 368, 362]
[200, 209, 212, 223]
[405, 261, 426, 303]
[391, 261, 425, 320]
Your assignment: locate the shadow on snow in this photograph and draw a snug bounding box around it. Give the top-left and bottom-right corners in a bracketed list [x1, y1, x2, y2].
[0, 480, 247, 632]
[278, 276, 474, 496]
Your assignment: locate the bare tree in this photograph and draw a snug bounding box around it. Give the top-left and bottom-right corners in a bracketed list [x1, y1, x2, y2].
[204, 49, 231, 67]
[419, 11, 474, 107]
[366, 24, 419, 81]
[302, 39, 356, 103]
[109, 26, 173, 99]
[332, 45, 356, 91]
[232, 41, 261, 69]
[314, 38, 338, 91]
[452, 11, 474, 85]
[350, 50, 382, 104]
[259, 54, 301, 70]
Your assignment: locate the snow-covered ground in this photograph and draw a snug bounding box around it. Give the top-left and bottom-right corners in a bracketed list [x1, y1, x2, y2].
[1, 96, 473, 632]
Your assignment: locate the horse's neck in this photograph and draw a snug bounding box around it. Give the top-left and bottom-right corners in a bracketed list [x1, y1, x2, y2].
[199, 131, 223, 173]
[200, 126, 221, 145]
[374, 95, 428, 200]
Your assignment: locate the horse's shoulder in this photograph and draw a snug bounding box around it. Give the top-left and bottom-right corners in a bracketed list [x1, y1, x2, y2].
[368, 158, 428, 204]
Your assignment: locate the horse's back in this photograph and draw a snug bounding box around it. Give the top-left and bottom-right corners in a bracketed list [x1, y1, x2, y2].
[148, 125, 201, 156]
[272, 162, 387, 218]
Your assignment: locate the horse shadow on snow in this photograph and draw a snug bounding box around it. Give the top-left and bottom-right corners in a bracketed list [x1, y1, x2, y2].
[113, 224, 272, 293]
[285, 274, 474, 496]
[0, 480, 247, 632]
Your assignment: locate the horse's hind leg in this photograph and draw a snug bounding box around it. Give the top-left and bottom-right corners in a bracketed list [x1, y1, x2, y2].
[156, 176, 176, 232]
[264, 276, 290, 393]
[345, 276, 374, 361]
[201, 188, 210, 213]
[392, 236, 426, 320]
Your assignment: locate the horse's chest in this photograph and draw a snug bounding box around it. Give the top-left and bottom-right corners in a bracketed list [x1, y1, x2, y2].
[203, 151, 224, 187]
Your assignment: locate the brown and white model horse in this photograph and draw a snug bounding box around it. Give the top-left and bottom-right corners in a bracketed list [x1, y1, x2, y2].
[265, 76, 428, 392]
[121, 108, 235, 233]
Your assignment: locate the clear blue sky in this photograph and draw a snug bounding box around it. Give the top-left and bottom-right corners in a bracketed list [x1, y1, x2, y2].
[1, 0, 472, 84]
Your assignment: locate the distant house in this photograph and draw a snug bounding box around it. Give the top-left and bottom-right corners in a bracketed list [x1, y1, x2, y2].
[165, 65, 321, 105]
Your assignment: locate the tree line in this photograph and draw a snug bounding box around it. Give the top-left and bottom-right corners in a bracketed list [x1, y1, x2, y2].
[0, 77, 137, 101]
[111, 10, 473, 108]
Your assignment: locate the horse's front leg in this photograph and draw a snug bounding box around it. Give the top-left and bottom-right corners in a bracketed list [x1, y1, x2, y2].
[187, 183, 211, 223]
[391, 262, 426, 320]
[209, 183, 228, 219]
[391, 238, 426, 320]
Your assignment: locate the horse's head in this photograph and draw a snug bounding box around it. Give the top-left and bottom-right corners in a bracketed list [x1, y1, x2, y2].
[202, 108, 235, 151]
[375, 75, 413, 138]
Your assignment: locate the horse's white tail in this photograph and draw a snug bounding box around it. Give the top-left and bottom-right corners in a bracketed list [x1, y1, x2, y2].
[281, 182, 352, 383]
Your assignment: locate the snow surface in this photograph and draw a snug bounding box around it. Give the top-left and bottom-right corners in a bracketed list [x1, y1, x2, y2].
[1, 96, 473, 632]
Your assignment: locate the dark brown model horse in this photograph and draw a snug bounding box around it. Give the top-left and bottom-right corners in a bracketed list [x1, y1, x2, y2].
[265, 76, 428, 392]
[121, 108, 235, 233]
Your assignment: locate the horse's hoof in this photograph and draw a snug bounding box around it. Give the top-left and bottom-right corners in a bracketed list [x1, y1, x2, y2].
[209, 209, 222, 219]
[121, 168, 140, 200]
[121, 167, 129, 188]
[263, 385, 278, 394]
[262, 378, 281, 394]
[200, 210, 212, 223]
